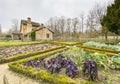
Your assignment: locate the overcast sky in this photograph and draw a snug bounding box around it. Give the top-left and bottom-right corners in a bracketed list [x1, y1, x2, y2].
[0, 0, 113, 32]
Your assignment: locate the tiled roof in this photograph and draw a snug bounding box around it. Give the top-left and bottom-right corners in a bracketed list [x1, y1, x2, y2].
[21, 20, 40, 27]
[34, 27, 54, 33]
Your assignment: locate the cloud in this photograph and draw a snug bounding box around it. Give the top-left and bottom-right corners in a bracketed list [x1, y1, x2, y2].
[0, 0, 111, 32]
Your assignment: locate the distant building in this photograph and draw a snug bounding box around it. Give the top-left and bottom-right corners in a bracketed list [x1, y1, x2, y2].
[20, 17, 53, 40]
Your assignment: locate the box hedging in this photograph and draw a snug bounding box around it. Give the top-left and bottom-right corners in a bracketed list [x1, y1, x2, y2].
[8, 47, 76, 84]
[83, 48, 116, 56]
[47, 41, 82, 46]
[0, 46, 65, 63]
[78, 45, 120, 55]
[0, 41, 47, 48]
[81, 46, 120, 53]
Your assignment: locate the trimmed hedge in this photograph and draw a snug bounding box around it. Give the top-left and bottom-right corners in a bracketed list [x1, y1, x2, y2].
[9, 64, 76, 84]
[8, 47, 77, 84]
[78, 45, 120, 55]
[0, 41, 47, 48]
[0, 46, 65, 64]
[46, 41, 83, 46]
[83, 48, 116, 56]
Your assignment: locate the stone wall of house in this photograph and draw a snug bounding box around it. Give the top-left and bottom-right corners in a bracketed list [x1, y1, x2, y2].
[36, 28, 53, 40]
[21, 24, 27, 34]
[27, 23, 32, 33]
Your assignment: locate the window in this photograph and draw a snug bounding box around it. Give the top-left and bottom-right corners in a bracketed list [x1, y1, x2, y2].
[46, 34, 49, 38]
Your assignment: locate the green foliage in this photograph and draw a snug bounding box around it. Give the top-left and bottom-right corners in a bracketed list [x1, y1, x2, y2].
[8, 46, 120, 84]
[0, 41, 43, 47]
[5, 34, 11, 41]
[112, 53, 120, 65]
[62, 47, 113, 70]
[101, 0, 120, 35]
[9, 63, 76, 84]
[30, 31, 36, 41]
[83, 41, 120, 51]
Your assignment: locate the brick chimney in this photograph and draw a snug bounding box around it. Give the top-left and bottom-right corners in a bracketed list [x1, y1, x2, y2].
[41, 23, 44, 28]
[27, 17, 31, 23]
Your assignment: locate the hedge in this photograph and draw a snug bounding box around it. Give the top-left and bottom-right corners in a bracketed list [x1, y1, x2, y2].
[9, 64, 76, 84]
[8, 47, 77, 84]
[0, 41, 48, 48]
[46, 41, 83, 46]
[78, 45, 120, 55]
[0, 46, 65, 64]
[83, 48, 116, 56]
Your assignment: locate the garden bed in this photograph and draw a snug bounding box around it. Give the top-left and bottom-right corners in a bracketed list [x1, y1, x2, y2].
[0, 43, 58, 58]
[0, 46, 65, 63]
[8, 47, 77, 84]
[8, 46, 120, 84]
[77, 45, 120, 56]
[83, 41, 120, 51]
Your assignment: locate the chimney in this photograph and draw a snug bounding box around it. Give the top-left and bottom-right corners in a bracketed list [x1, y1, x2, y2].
[27, 17, 31, 23]
[41, 23, 44, 28]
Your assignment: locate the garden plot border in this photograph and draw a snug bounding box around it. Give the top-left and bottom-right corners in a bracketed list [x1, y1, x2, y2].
[8, 47, 77, 84]
[0, 41, 47, 48]
[0, 46, 65, 64]
[46, 41, 83, 46]
[78, 45, 119, 56]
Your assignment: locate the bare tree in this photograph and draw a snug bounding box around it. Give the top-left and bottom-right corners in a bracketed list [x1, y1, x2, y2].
[72, 18, 79, 37]
[46, 17, 61, 37]
[93, 3, 108, 40]
[11, 19, 19, 33]
[58, 16, 66, 37]
[86, 10, 96, 33]
[85, 2, 107, 37]
[0, 24, 2, 34]
[79, 12, 85, 33]
[66, 18, 71, 36]
[47, 17, 54, 31]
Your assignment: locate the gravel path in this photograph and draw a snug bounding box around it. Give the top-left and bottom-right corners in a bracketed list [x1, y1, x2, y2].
[0, 63, 49, 84]
[0, 44, 57, 58]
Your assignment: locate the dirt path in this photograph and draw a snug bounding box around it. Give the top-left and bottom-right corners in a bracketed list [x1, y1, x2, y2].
[0, 63, 48, 84]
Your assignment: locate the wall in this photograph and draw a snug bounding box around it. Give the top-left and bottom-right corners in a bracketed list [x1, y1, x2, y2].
[35, 28, 53, 40]
[21, 24, 27, 34]
[26, 23, 32, 33]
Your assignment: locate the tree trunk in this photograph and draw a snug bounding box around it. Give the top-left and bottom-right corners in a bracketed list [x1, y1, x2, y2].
[104, 32, 108, 41]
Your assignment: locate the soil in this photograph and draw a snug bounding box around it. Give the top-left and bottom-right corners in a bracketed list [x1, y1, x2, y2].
[0, 43, 57, 58]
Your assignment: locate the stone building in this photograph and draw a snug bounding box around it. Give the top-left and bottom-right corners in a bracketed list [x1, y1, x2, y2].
[20, 17, 53, 40]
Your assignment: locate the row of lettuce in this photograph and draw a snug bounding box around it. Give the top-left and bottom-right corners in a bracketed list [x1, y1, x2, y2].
[76, 41, 120, 56]
[83, 41, 120, 50]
